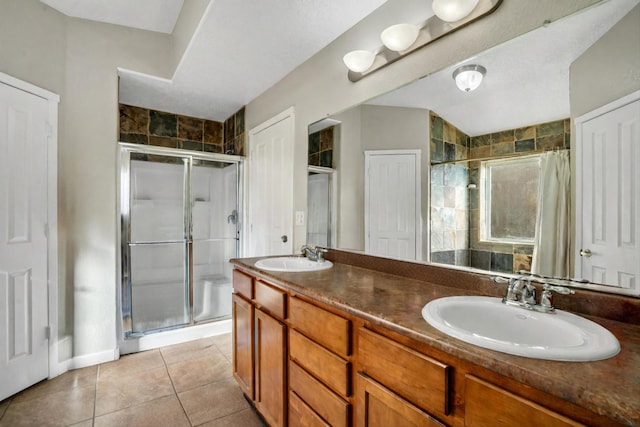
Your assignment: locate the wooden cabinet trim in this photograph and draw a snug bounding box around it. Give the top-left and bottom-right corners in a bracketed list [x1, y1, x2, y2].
[289, 296, 351, 358]
[465, 375, 585, 427]
[355, 373, 446, 427]
[358, 327, 450, 416]
[289, 329, 351, 397]
[232, 293, 254, 400]
[289, 361, 351, 427]
[255, 308, 288, 427]
[255, 279, 287, 320]
[233, 269, 253, 299]
[289, 391, 332, 427]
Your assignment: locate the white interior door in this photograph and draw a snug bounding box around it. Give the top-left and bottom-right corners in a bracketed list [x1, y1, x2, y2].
[247, 110, 294, 256]
[0, 82, 50, 400]
[365, 150, 421, 260]
[576, 97, 640, 291]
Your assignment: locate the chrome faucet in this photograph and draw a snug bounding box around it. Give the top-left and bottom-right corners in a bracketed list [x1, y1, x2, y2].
[494, 275, 575, 313]
[301, 244, 328, 262]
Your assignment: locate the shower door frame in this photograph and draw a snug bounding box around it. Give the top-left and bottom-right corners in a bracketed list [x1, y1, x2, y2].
[118, 143, 244, 339]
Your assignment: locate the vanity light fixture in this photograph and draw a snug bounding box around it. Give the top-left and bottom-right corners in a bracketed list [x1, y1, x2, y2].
[343, 50, 376, 73]
[344, 0, 501, 82]
[453, 64, 486, 92]
[381, 23, 420, 52]
[432, 0, 480, 23]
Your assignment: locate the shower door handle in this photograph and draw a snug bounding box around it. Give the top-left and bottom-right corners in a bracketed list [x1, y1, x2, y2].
[281, 235, 288, 243]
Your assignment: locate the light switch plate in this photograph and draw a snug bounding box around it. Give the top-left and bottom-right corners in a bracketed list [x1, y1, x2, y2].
[295, 211, 305, 226]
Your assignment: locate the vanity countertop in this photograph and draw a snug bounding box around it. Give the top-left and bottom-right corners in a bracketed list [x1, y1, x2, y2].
[231, 255, 640, 426]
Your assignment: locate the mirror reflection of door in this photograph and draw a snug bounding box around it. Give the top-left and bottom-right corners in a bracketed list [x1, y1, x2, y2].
[576, 96, 640, 290]
[365, 150, 421, 261]
[307, 167, 336, 247]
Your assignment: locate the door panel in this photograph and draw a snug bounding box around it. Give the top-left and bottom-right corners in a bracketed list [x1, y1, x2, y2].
[0, 82, 49, 400]
[578, 99, 640, 289]
[248, 114, 294, 256]
[365, 151, 420, 260]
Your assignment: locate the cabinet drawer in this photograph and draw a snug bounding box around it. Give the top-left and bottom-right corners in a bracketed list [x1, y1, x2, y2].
[356, 373, 446, 427]
[290, 329, 350, 397]
[255, 280, 287, 319]
[289, 391, 331, 427]
[289, 361, 351, 427]
[233, 269, 253, 300]
[465, 375, 584, 427]
[358, 328, 450, 416]
[289, 296, 351, 358]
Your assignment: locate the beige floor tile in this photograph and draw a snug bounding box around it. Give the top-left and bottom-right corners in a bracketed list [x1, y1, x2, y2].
[167, 351, 232, 393]
[200, 407, 267, 427]
[94, 395, 190, 427]
[99, 349, 165, 380]
[211, 333, 233, 361]
[0, 385, 95, 427]
[95, 365, 173, 416]
[178, 377, 250, 426]
[0, 398, 10, 419]
[13, 365, 98, 403]
[68, 420, 94, 427]
[160, 336, 218, 365]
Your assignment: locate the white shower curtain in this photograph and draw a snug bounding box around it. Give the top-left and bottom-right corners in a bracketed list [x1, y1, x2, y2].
[531, 150, 571, 277]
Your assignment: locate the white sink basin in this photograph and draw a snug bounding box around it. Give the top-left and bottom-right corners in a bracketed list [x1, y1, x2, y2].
[422, 296, 620, 361]
[255, 256, 333, 272]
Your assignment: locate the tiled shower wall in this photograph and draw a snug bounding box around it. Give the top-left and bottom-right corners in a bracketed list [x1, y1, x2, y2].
[430, 113, 470, 266]
[308, 126, 334, 168]
[429, 111, 570, 273]
[119, 104, 245, 156]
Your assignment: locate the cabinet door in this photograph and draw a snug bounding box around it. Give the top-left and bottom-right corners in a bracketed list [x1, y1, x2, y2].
[255, 308, 287, 427]
[232, 293, 254, 399]
[356, 373, 445, 427]
[465, 375, 584, 427]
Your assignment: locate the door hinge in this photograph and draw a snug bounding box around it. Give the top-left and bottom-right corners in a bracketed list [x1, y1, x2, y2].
[44, 223, 49, 238]
[45, 326, 51, 340]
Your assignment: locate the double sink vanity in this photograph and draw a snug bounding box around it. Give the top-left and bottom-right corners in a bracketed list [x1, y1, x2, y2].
[230, 250, 640, 427]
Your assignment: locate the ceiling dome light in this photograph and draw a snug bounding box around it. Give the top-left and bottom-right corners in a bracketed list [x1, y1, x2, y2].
[343, 50, 376, 73]
[432, 0, 480, 22]
[381, 23, 420, 52]
[452, 64, 486, 92]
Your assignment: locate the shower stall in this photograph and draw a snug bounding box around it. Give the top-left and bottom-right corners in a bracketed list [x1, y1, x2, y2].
[119, 144, 241, 344]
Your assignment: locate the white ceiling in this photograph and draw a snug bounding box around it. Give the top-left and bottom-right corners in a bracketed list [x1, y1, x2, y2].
[40, 0, 184, 33]
[368, 0, 640, 136]
[42, 0, 388, 121]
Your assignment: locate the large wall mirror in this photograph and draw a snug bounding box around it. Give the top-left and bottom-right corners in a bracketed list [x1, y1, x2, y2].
[307, 0, 640, 296]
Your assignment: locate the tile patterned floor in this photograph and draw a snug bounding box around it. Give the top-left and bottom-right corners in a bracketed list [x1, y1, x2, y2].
[0, 333, 267, 427]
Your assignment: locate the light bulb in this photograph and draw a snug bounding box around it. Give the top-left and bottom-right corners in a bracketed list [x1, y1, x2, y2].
[452, 64, 486, 92]
[343, 50, 376, 73]
[432, 0, 480, 22]
[381, 23, 419, 52]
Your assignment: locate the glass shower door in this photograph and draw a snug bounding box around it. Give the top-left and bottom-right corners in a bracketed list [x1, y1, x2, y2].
[127, 155, 189, 334]
[191, 160, 239, 323]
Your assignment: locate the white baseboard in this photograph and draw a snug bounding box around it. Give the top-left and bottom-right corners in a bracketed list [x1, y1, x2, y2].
[119, 319, 232, 355]
[51, 346, 119, 378]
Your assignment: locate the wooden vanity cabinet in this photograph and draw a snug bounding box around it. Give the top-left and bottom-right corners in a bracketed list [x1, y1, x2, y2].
[356, 327, 450, 427]
[233, 266, 617, 427]
[289, 296, 353, 427]
[232, 270, 288, 427]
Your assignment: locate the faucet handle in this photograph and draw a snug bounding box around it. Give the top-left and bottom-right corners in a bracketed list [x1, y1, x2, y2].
[542, 283, 575, 295]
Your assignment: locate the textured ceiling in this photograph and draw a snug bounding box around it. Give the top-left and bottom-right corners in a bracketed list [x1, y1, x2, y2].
[40, 0, 184, 33]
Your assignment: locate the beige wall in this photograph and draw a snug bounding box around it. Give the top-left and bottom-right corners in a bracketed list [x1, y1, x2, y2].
[245, 0, 601, 252]
[570, 3, 640, 118]
[0, 0, 176, 361]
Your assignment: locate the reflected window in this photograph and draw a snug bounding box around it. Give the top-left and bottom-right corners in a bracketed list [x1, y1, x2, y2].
[480, 156, 540, 244]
